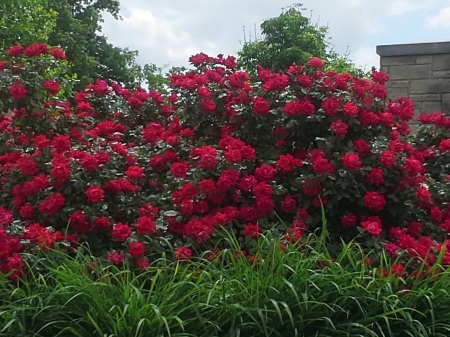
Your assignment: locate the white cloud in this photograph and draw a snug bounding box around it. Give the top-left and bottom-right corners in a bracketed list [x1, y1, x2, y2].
[426, 6, 450, 28]
[99, 0, 450, 70]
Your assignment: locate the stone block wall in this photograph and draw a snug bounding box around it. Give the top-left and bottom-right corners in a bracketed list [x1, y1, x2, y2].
[377, 41, 450, 126]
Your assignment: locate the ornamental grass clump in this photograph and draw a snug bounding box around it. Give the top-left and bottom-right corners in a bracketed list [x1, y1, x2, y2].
[1, 232, 450, 337]
[0, 44, 450, 279]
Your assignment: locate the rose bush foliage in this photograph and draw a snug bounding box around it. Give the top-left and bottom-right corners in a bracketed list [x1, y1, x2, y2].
[1, 44, 450, 280]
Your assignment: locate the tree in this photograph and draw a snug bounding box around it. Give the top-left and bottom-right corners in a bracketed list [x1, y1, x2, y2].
[238, 4, 363, 76]
[46, 0, 142, 89]
[0, 0, 57, 51]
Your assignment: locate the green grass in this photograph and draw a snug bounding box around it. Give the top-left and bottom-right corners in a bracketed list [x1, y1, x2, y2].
[1, 233, 450, 337]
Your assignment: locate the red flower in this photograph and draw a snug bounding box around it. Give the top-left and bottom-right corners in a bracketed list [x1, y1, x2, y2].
[9, 82, 27, 100]
[417, 187, 432, 203]
[112, 223, 132, 241]
[341, 213, 357, 228]
[253, 97, 270, 115]
[312, 158, 335, 174]
[108, 251, 125, 265]
[86, 186, 104, 202]
[198, 86, 211, 99]
[69, 210, 91, 233]
[7, 45, 23, 56]
[129, 242, 145, 257]
[322, 97, 340, 116]
[135, 216, 156, 235]
[149, 156, 166, 170]
[368, 168, 384, 185]
[381, 150, 396, 167]
[43, 80, 61, 95]
[202, 99, 216, 112]
[438, 139, 450, 153]
[125, 166, 145, 180]
[16, 157, 38, 175]
[364, 192, 386, 211]
[39, 193, 65, 216]
[343, 102, 359, 117]
[170, 162, 189, 178]
[94, 217, 111, 230]
[50, 163, 71, 182]
[0, 208, 13, 227]
[281, 194, 297, 213]
[51, 135, 72, 153]
[243, 223, 261, 238]
[362, 216, 382, 237]
[331, 120, 348, 137]
[252, 182, 272, 198]
[342, 153, 362, 170]
[284, 100, 315, 116]
[19, 204, 33, 219]
[255, 164, 275, 181]
[307, 57, 325, 68]
[353, 139, 371, 155]
[24, 43, 48, 57]
[224, 149, 242, 163]
[49, 48, 67, 60]
[174, 246, 192, 261]
[81, 155, 100, 171]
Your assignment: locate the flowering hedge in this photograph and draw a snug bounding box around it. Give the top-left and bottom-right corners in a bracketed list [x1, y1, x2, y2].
[1, 44, 450, 280]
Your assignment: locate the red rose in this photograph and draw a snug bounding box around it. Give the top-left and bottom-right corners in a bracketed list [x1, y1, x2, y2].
[322, 97, 340, 116]
[439, 139, 450, 153]
[69, 210, 91, 233]
[136, 258, 150, 269]
[341, 153, 362, 170]
[198, 86, 211, 99]
[367, 168, 384, 185]
[170, 162, 189, 178]
[7, 45, 23, 56]
[136, 216, 156, 234]
[19, 204, 33, 219]
[125, 166, 145, 180]
[281, 194, 297, 213]
[149, 156, 166, 170]
[404, 158, 424, 176]
[50, 163, 71, 182]
[362, 216, 383, 237]
[0, 60, 4, 71]
[313, 158, 335, 174]
[39, 193, 65, 216]
[94, 217, 111, 230]
[16, 157, 37, 175]
[43, 80, 61, 95]
[243, 223, 261, 238]
[49, 48, 67, 60]
[417, 187, 432, 203]
[239, 175, 258, 191]
[112, 223, 132, 241]
[307, 57, 325, 68]
[129, 242, 145, 257]
[256, 197, 274, 214]
[252, 182, 273, 198]
[364, 192, 386, 211]
[81, 155, 100, 171]
[202, 99, 216, 112]
[9, 82, 27, 100]
[381, 150, 396, 167]
[341, 213, 357, 228]
[24, 43, 48, 57]
[253, 97, 270, 115]
[407, 221, 422, 238]
[353, 139, 371, 155]
[180, 199, 194, 216]
[240, 205, 258, 222]
[108, 251, 125, 265]
[255, 164, 275, 181]
[174, 246, 192, 261]
[284, 100, 315, 116]
[86, 186, 104, 202]
[224, 149, 242, 163]
[343, 102, 359, 117]
[297, 209, 310, 220]
[331, 120, 348, 137]
[199, 179, 216, 195]
[0, 208, 13, 227]
[198, 154, 217, 169]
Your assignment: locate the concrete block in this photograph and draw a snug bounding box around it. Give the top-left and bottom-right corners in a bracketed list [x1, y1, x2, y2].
[421, 101, 442, 113]
[433, 70, 450, 78]
[388, 64, 432, 80]
[433, 54, 450, 71]
[377, 41, 450, 57]
[387, 87, 408, 99]
[381, 66, 389, 73]
[416, 55, 433, 64]
[442, 93, 450, 114]
[386, 80, 409, 88]
[380, 56, 416, 66]
[409, 94, 441, 101]
[409, 79, 450, 94]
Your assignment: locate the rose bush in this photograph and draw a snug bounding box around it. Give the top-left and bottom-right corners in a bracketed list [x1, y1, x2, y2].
[1, 44, 450, 280]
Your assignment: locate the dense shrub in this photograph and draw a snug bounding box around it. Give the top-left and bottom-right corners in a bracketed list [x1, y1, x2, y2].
[1, 44, 450, 279]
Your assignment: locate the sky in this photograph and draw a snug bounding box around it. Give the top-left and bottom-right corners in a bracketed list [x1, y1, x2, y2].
[101, 0, 450, 72]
